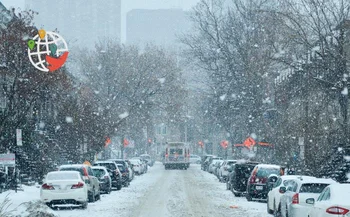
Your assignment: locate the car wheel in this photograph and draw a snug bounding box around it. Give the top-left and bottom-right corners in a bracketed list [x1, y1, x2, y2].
[117, 183, 122, 190]
[267, 197, 273, 214]
[233, 192, 241, 197]
[88, 190, 95, 203]
[96, 191, 101, 201]
[246, 194, 252, 202]
[81, 202, 88, 209]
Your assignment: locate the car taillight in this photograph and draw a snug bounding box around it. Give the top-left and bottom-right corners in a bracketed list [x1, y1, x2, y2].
[71, 182, 84, 189]
[326, 206, 349, 215]
[249, 175, 257, 184]
[42, 183, 55, 190]
[249, 168, 258, 184]
[292, 193, 299, 204]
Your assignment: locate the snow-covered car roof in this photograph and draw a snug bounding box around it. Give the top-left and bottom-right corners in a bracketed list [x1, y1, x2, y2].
[94, 161, 116, 164]
[256, 164, 281, 169]
[59, 164, 90, 168]
[280, 175, 315, 181]
[91, 166, 109, 171]
[294, 177, 337, 185]
[328, 183, 350, 204]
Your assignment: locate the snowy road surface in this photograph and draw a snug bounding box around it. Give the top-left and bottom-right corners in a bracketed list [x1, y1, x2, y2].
[3, 162, 269, 217]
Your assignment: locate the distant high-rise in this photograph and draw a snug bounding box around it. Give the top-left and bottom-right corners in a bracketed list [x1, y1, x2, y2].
[25, 0, 121, 49]
[126, 8, 191, 48]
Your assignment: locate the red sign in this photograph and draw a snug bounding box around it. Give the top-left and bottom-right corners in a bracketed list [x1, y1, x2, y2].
[221, 140, 229, 149]
[198, 141, 204, 148]
[123, 138, 129, 147]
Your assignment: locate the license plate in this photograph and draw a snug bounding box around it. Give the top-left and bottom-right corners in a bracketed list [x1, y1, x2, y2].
[256, 186, 263, 190]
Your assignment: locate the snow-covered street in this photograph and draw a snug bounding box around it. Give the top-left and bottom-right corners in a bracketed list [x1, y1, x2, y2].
[2, 162, 269, 217]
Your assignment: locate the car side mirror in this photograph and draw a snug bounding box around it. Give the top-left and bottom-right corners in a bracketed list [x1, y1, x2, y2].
[279, 186, 286, 194]
[306, 198, 315, 205]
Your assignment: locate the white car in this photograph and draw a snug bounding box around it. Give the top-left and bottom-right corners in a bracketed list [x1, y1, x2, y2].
[58, 164, 100, 202]
[40, 171, 88, 208]
[129, 159, 143, 175]
[218, 160, 237, 182]
[189, 155, 201, 164]
[267, 175, 315, 215]
[208, 159, 223, 173]
[280, 177, 337, 217]
[307, 183, 350, 217]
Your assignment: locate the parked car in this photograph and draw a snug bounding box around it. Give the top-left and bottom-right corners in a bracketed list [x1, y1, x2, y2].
[307, 183, 350, 217]
[40, 171, 88, 208]
[213, 160, 224, 177]
[140, 154, 154, 167]
[218, 160, 237, 182]
[189, 154, 201, 164]
[91, 166, 112, 194]
[201, 155, 214, 171]
[93, 161, 123, 190]
[246, 164, 284, 201]
[124, 160, 135, 181]
[226, 161, 259, 196]
[129, 159, 143, 175]
[111, 158, 144, 175]
[116, 164, 130, 187]
[58, 164, 100, 202]
[208, 158, 223, 173]
[19, 173, 35, 186]
[110, 159, 135, 182]
[131, 157, 148, 174]
[279, 177, 337, 217]
[267, 175, 315, 215]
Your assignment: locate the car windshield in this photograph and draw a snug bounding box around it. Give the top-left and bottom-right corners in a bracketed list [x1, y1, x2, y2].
[300, 184, 329, 193]
[47, 172, 79, 181]
[170, 149, 183, 155]
[2, 0, 347, 215]
[95, 163, 116, 170]
[256, 168, 280, 178]
[92, 169, 105, 178]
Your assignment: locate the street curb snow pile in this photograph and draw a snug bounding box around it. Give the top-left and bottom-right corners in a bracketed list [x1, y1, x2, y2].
[11, 201, 58, 217]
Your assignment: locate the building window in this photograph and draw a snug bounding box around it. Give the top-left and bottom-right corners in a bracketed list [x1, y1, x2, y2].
[162, 126, 167, 135]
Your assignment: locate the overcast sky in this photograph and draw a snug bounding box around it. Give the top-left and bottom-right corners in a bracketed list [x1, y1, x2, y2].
[1, 0, 200, 42]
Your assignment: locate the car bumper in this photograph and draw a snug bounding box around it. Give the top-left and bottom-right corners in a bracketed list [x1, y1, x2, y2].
[289, 204, 311, 217]
[99, 181, 111, 191]
[40, 188, 87, 204]
[247, 184, 268, 199]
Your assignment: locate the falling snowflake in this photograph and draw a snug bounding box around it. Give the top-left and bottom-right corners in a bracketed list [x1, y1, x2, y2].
[158, 78, 165, 84]
[97, 64, 102, 70]
[119, 112, 129, 119]
[220, 94, 226, 101]
[344, 156, 350, 161]
[338, 147, 343, 152]
[66, 117, 73, 123]
[39, 122, 45, 129]
[341, 87, 348, 95]
[250, 133, 257, 140]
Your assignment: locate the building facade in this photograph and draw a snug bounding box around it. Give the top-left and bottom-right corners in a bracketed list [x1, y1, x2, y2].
[25, 0, 121, 49]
